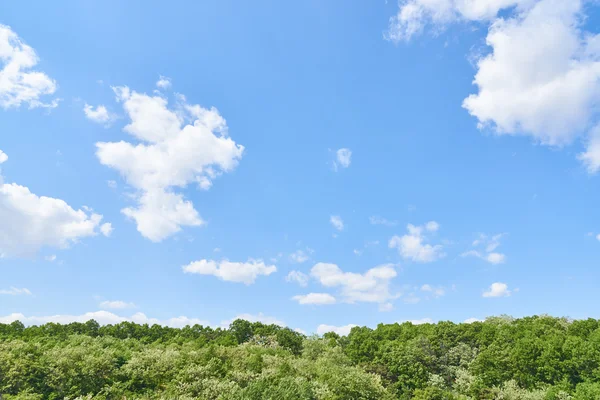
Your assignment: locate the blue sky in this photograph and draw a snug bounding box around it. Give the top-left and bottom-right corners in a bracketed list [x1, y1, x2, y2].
[1, 0, 600, 335]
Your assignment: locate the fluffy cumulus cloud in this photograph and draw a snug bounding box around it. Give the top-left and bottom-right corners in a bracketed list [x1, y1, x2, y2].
[292, 293, 337, 305]
[0, 149, 7, 164]
[0, 287, 32, 295]
[0, 152, 109, 258]
[334, 148, 352, 170]
[316, 323, 358, 336]
[99, 300, 136, 309]
[388, 0, 600, 171]
[182, 259, 277, 285]
[483, 282, 511, 297]
[0, 311, 210, 328]
[389, 221, 445, 262]
[95, 86, 244, 241]
[0, 24, 58, 109]
[83, 104, 113, 124]
[286, 270, 309, 287]
[462, 233, 506, 264]
[310, 262, 399, 305]
[330, 215, 344, 231]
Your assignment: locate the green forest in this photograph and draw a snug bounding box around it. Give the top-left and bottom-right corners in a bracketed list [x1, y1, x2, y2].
[1, 316, 600, 399]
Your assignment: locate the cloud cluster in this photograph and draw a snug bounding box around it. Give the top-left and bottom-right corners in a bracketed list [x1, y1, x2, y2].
[0, 24, 58, 109]
[182, 259, 277, 285]
[96, 86, 244, 241]
[389, 221, 445, 262]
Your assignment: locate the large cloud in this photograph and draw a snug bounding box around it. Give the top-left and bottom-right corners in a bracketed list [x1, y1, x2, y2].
[96, 86, 244, 241]
[388, 0, 600, 172]
[0, 151, 110, 258]
[0, 24, 58, 109]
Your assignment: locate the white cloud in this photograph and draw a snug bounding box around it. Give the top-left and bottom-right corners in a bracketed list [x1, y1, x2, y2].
[286, 270, 309, 287]
[83, 104, 113, 124]
[316, 323, 358, 336]
[330, 215, 344, 231]
[389, 222, 445, 262]
[99, 300, 136, 309]
[405, 318, 434, 325]
[579, 125, 600, 173]
[334, 148, 352, 170]
[0, 24, 58, 109]
[483, 282, 511, 297]
[310, 262, 399, 304]
[45, 254, 56, 262]
[369, 215, 398, 227]
[0, 311, 210, 328]
[221, 313, 285, 328]
[96, 86, 244, 242]
[379, 302, 394, 312]
[100, 223, 113, 237]
[289, 249, 310, 263]
[0, 155, 108, 257]
[389, 0, 600, 172]
[0, 150, 7, 164]
[462, 233, 506, 264]
[107, 180, 117, 189]
[597, 234, 600, 242]
[0, 287, 32, 296]
[420, 284, 446, 298]
[464, 317, 484, 323]
[292, 293, 337, 305]
[156, 75, 172, 90]
[182, 259, 276, 285]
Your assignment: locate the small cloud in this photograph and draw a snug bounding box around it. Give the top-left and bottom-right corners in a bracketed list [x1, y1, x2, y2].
[83, 104, 114, 125]
[292, 293, 336, 305]
[156, 75, 172, 90]
[45, 254, 57, 262]
[213, 247, 221, 253]
[0, 150, 8, 164]
[290, 249, 310, 264]
[389, 222, 445, 263]
[100, 223, 114, 237]
[379, 302, 394, 312]
[316, 323, 357, 336]
[597, 234, 600, 242]
[107, 180, 117, 189]
[330, 215, 344, 231]
[99, 300, 136, 309]
[400, 318, 433, 325]
[482, 282, 511, 298]
[286, 271, 309, 287]
[353, 249, 362, 256]
[464, 317, 484, 324]
[333, 148, 352, 171]
[369, 215, 398, 227]
[420, 284, 446, 298]
[462, 233, 507, 264]
[0, 287, 32, 296]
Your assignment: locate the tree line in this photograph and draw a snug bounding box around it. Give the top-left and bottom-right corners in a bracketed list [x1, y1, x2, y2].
[1, 315, 599, 399]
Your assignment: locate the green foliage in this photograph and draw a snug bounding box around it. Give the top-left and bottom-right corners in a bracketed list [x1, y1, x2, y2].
[1, 316, 600, 399]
